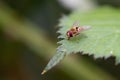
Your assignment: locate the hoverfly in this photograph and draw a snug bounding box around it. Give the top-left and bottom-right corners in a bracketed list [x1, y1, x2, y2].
[66, 21, 91, 40]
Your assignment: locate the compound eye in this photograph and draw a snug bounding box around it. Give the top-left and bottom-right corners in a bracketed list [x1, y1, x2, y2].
[69, 33, 73, 37]
[67, 31, 72, 37]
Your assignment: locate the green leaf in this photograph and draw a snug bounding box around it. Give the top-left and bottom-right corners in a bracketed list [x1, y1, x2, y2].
[42, 7, 120, 73]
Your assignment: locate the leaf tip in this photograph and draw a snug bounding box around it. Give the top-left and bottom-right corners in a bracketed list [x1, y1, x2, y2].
[41, 70, 47, 75]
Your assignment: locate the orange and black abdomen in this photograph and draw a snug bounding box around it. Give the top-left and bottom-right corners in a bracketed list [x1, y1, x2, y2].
[78, 27, 84, 32]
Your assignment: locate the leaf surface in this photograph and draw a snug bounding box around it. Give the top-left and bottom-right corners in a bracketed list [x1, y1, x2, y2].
[42, 7, 120, 74]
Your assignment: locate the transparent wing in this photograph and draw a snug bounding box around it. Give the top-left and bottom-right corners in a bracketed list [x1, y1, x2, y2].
[72, 21, 80, 27]
[82, 26, 91, 30]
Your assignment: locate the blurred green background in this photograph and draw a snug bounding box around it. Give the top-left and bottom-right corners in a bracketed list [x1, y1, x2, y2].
[0, 0, 120, 80]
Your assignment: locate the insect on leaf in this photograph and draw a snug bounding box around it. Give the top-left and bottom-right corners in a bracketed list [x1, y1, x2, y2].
[42, 7, 120, 74]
